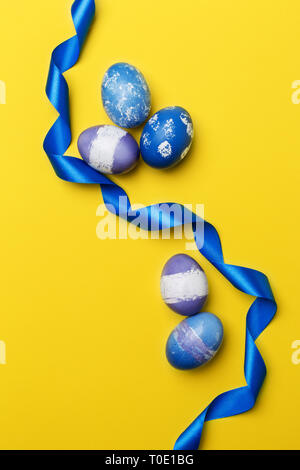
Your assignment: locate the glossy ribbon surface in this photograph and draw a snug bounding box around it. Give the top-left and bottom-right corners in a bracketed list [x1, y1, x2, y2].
[43, 0, 277, 450]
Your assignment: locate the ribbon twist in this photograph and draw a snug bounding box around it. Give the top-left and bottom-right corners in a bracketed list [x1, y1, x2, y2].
[43, 0, 277, 450]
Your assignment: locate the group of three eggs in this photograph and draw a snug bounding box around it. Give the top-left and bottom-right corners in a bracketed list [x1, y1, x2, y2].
[78, 62, 223, 370]
[77, 62, 194, 173]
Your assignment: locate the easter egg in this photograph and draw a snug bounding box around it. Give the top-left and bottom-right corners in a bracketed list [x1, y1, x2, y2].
[78, 125, 139, 175]
[140, 106, 193, 169]
[160, 254, 208, 316]
[101, 62, 151, 128]
[166, 312, 224, 370]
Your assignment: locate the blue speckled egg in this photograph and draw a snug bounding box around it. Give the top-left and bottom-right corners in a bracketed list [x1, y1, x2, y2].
[101, 62, 151, 128]
[140, 106, 193, 169]
[78, 125, 140, 175]
[160, 254, 208, 316]
[166, 313, 223, 370]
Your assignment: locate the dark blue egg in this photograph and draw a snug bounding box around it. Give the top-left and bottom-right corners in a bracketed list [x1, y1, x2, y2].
[101, 62, 151, 128]
[166, 313, 223, 370]
[140, 106, 193, 169]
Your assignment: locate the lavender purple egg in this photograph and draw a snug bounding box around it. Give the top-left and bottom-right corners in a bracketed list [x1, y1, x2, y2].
[160, 254, 208, 316]
[166, 312, 224, 370]
[78, 125, 140, 175]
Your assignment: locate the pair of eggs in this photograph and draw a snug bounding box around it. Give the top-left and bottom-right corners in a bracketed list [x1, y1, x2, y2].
[161, 254, 223, 370]
[77, 63, 194, 172]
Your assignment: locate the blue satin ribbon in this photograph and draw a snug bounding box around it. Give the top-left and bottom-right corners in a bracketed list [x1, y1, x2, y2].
[43, 0, 277, 450]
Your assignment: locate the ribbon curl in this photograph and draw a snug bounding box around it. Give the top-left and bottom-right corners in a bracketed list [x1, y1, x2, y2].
[43, 0, 277, 450]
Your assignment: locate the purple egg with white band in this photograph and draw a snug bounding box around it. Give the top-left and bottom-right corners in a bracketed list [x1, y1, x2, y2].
[160, 254, 208, 316]
[78, 125, 140, 175]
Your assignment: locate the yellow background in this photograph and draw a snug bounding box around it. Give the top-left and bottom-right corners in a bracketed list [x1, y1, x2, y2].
[0, 0, 299, 450]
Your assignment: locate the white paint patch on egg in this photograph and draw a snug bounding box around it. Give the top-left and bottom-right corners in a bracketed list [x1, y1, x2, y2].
[149, 114, 160, 131]
[142, 132, 151, 148]
[160, 268, 208, 304]
[180, 112, 193, 137]
[158, 141, 172, 158]
[103, 71, 120, 90]
[163, 119, 176, 138]
[89, 126, 126, 173]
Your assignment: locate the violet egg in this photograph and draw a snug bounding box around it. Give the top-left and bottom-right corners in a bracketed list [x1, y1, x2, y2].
[78, 125, 140, 175]
[160, 254, 208, 316]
